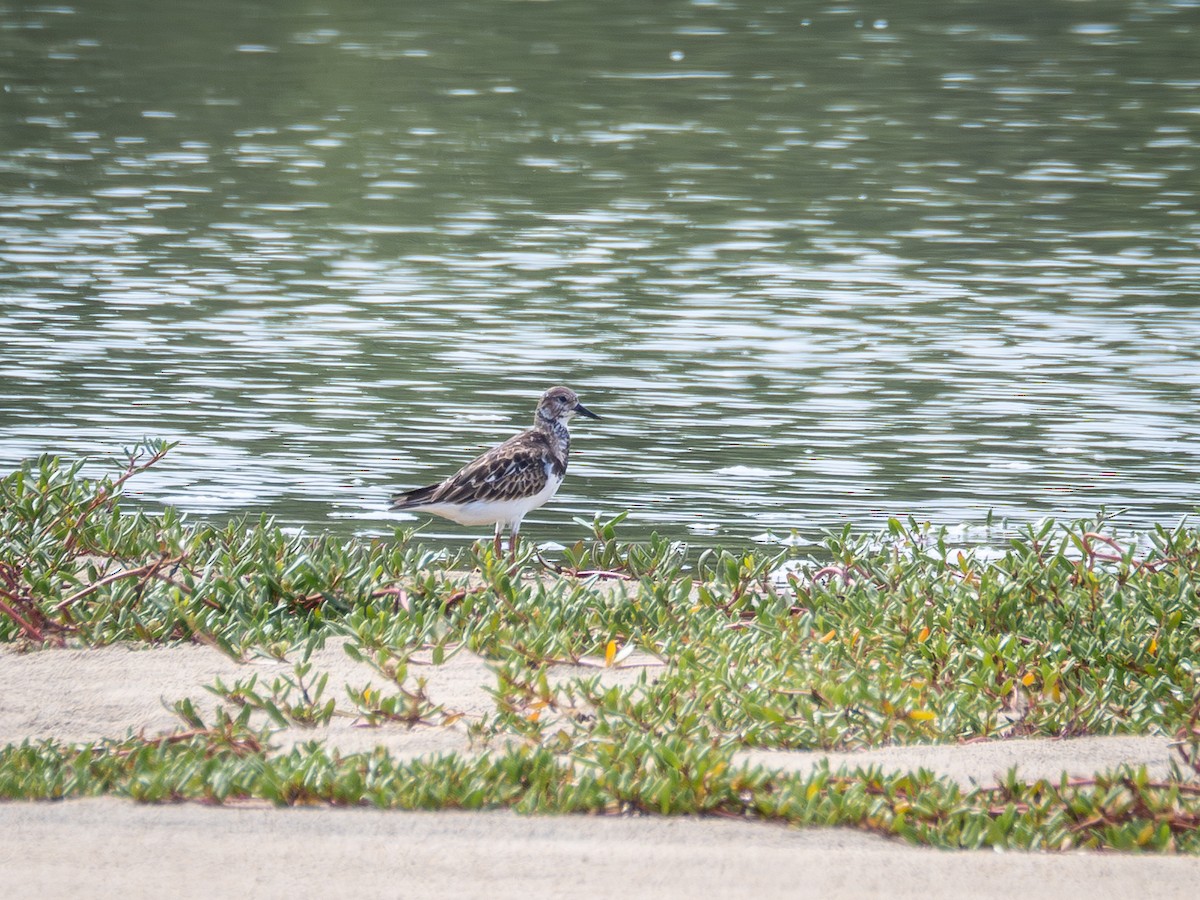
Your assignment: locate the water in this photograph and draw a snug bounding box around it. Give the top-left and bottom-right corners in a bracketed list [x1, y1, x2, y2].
[2, 1, 1199, 547]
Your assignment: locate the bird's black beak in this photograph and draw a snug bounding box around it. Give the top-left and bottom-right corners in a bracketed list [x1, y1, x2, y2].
[574, 402, 600, 420]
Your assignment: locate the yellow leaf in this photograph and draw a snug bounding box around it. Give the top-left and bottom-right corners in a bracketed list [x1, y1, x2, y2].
[1021, 672, 1036, 687]
[917, 626, 930, 643]
[909, 709, 936, 722]
[604, 640, 617, 667]
[819, 629, 836, 644]
[807, 783, 820, 800]
[1148, 637, 1158, 656]
[442, 712, 464, 727]
[526, 710, 541, 723]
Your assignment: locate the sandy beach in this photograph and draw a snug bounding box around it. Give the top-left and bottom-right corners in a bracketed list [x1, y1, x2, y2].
[7, 799, 1200, 900]
[2, 642, 1199, 898]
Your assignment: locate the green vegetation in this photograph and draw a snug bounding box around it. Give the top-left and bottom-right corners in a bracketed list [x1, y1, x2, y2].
[2, 441, 1200, 852]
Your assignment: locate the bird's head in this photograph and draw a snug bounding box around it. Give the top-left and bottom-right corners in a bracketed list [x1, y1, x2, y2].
[537, 386, 600, 424]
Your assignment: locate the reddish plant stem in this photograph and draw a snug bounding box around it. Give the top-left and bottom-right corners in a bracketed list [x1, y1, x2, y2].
[54, 555, 186, 612]
[0, 594, 50, 644]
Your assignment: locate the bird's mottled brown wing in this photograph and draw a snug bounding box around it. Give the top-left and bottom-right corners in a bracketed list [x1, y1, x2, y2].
[433, 431, 556, 503]
[395, 430, 564, 509]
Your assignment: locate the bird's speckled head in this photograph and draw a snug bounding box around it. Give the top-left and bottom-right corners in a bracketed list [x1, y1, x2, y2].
[536, 386, 600, 424]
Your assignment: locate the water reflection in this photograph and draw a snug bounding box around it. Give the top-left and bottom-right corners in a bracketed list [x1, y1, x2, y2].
[1, 1, 1198, 547]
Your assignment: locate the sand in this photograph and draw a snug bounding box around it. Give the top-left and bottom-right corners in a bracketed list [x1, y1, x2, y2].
[2, 642, 1198, 898]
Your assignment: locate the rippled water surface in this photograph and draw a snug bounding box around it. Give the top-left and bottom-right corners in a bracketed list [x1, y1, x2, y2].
[2, 1, 1199, 546]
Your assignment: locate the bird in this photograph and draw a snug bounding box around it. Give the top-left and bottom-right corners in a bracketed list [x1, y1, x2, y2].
[389, 386, 600, 559]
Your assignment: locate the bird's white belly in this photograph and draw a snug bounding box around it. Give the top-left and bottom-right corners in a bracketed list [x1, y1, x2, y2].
[422, 472, 564, 527]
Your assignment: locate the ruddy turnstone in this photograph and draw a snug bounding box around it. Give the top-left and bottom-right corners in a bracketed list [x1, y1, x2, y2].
[390, 386, 600, 558]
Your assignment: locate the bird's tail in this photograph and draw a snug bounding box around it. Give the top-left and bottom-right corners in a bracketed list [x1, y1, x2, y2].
[389, 483, 441, 510]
